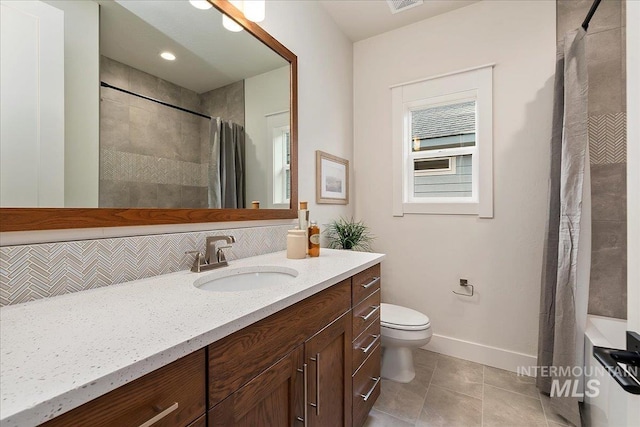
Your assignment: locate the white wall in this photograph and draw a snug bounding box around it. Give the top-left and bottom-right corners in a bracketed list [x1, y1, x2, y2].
[0, 0, 65, 207]
[244, 66, 290, 208]
[45, 0, 100, 208]
[354, 1, 556, 370]
[261, 1, 355, 229]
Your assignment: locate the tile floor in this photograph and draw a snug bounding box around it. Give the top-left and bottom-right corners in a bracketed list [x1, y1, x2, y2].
[365, 349, 572, 427]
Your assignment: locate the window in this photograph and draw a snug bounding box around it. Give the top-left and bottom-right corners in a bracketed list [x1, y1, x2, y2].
[267, 111, 290, 207]
[391, 65, 493, 217]
[273, 125, 291, 205]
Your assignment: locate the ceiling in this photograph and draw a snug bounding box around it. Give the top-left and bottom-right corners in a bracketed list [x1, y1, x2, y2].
[319, 0, 480, 42]
[98, 0, 287, 94]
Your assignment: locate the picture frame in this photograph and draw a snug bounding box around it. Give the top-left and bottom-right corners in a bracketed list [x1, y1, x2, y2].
[316, 151, 349, 204]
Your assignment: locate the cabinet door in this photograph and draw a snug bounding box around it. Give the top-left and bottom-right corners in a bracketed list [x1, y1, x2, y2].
[304, 311, 352, 427]
[209, 345, 304, 427]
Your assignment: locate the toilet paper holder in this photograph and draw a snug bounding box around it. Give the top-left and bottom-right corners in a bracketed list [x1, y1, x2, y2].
[453, 279, 474, 297]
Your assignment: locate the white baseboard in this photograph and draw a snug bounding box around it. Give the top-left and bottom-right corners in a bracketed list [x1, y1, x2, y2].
[423, 334, 537, 374]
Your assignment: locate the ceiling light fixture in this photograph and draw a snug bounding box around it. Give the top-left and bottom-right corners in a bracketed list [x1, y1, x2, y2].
[160, 52, 176, 61]
[222, 0, 244, 32]
[243, 0, 265, 23]
[189, 0, 212, 10]
[222, 0, 265, 32]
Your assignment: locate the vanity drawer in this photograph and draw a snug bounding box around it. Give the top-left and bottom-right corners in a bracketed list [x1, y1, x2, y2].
[209, 279, 351, 408]
[352, 318, 380, 374]
[43, 349, 206, 427]
[352, 264, 380, 306]
[352, 344, 381, 427]
[352, 288, 380, 339]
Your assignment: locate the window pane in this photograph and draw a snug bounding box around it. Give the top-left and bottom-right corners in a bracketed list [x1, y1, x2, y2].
[285, 131, 290, 164]
[413, 154, 472, 198]
[286, 169, 290, 199]
[414, 157, 451, 172]
[411, 101, 475, 152]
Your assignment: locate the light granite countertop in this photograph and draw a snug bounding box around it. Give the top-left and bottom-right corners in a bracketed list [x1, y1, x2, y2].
[0, 249, 384, 427]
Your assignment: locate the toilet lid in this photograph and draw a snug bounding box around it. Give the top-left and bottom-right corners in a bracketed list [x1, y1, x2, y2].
[380, 303, 430, 331]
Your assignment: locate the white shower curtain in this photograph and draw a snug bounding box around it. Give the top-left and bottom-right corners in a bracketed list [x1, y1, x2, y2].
[537, 27, 591, 427]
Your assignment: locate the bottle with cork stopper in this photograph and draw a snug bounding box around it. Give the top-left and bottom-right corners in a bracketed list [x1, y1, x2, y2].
[308, 220, 320, 257]
[298, 201, 309, 254]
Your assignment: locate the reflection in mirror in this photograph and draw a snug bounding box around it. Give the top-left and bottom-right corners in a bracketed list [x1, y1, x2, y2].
[0, 0, 291, 210]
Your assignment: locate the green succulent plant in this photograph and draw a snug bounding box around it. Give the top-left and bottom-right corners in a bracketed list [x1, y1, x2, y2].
[325, 217, 374, 252]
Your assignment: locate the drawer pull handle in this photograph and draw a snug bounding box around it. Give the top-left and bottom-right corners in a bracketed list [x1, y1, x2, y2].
[360, 335, 380, 354]
[361, 277, 380, 289]
[309, 353, 320, 416]
[359, 305, 380, 321]
[138, 402, 178, 427]
[296, 363, 308, 426]
[360, 377, 381, 402]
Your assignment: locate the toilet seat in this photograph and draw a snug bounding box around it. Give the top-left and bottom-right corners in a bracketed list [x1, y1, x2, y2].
[380, 303, 431, 331]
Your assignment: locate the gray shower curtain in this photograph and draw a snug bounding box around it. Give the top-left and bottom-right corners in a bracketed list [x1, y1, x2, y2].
[537, 28, 589, 427]
[208, 117, 245, 209]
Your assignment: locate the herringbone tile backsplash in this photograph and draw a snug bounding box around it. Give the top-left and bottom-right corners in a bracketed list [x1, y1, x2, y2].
[589, 112, 626, 164]
[0, 224, 290, 307]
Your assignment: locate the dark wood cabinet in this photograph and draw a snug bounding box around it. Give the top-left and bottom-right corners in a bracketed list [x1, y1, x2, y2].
[208, 279, 351, 408]
[188, 415, 207, 427]
[209, 346, 304, 427]
[304, 311, 352, 427]
[352, 346, 382, 427]
[350, 264, 382, 427]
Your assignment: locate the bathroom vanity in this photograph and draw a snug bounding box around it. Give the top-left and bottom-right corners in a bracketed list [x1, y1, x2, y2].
[0, 250, 383, 427]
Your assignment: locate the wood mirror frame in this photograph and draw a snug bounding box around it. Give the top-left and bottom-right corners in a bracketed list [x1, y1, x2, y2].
[0, 0, 298, 232]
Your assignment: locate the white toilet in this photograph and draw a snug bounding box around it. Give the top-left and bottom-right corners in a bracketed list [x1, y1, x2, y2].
[380, 303, 432, 383]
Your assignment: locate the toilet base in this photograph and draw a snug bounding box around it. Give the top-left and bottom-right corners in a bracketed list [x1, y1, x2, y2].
[381, 346, 416, 383]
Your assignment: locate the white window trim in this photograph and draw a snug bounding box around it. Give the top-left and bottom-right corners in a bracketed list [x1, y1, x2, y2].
[392, 64, 494, 218]
[266, 110, 290, 209]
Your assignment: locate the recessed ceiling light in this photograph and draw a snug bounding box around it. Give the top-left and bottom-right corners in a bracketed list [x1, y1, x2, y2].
[160, 52, 176, 61]
[189, 0, 212, 10]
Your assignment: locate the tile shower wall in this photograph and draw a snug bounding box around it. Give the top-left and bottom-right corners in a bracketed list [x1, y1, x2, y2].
[0, 224, 291, 307]
[100, 56, 209, 208]
[557, 0, 627, 318]
[201, 81, 245, 127]
[199, 80, 246, 185]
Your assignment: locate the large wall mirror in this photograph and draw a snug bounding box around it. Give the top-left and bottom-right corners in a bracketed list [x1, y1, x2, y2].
[0, 0, 297, 231]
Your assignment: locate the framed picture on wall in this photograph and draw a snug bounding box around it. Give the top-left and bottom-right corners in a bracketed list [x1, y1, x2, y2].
[316, 151, 349, 204]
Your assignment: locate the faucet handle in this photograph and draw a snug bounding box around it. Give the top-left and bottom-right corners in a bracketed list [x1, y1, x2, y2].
[216, 246, 233, 263]
[185, 251, 203, 273]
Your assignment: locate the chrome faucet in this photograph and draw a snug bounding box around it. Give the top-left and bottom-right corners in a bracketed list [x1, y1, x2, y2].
[185, 235, 236, 273]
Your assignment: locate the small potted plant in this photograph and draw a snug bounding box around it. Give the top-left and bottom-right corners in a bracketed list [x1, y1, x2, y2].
[325, 217, 374, 252]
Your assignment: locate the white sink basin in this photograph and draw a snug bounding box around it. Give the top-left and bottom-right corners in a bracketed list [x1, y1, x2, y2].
[194, 266, 298, 292]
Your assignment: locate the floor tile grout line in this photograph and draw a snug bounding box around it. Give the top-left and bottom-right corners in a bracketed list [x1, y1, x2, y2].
[482, 382, 543, 400]
[430, 381, 483, 401]
[540, 392, 551, 427]
[414, 352, 438, 426]
[483, 383, 543, 401]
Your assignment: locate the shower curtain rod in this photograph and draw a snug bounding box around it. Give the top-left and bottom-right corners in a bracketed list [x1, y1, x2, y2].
[582, 0, 602, 30]
[100, 81, 210, 119]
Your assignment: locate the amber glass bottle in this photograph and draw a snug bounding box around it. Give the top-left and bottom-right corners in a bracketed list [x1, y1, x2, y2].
[308, 221, 320, 257]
